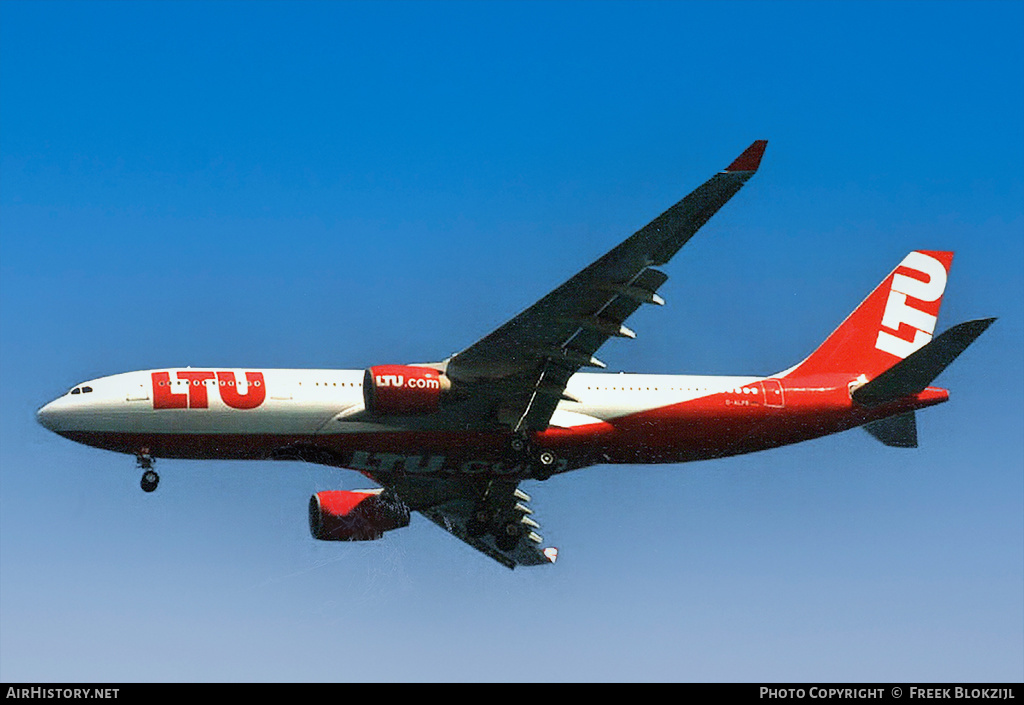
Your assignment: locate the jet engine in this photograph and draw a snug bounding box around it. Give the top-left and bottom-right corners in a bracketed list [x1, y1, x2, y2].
[309, 489, 411, 541]
[363, 364, 451, 415]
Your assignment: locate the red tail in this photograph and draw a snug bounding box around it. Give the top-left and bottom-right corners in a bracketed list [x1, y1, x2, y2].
[783, 251, 954, 379]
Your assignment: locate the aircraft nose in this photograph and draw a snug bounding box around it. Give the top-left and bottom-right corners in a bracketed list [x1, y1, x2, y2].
[36, 399, 61, 432]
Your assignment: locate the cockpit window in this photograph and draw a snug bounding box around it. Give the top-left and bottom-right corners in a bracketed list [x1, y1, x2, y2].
[71, 388, 80, 395]
[82, 386, 93, 393]
[69, 386, 94, 395]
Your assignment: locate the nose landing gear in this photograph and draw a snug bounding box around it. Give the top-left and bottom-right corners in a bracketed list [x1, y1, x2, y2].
[136, 449, 159, 492]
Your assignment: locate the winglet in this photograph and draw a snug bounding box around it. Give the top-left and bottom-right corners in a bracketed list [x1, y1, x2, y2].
[724, 140, 768, 172]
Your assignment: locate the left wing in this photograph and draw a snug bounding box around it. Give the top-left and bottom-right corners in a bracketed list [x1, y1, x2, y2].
[444, 140, 768, 433]
[386, 476, 556, 568]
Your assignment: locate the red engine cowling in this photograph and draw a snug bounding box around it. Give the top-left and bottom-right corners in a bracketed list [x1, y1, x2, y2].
[308, 490, 411, 541]
[363, 364, 450, 415]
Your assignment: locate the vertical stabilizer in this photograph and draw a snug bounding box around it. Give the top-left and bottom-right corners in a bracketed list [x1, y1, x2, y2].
[864, 412, 918, 448]
[784, 251, 954, 379]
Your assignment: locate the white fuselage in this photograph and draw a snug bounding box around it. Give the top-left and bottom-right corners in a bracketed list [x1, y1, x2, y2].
[37, 367, 764, 437]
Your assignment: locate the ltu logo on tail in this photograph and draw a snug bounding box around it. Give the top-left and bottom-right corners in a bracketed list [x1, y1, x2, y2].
[875, 252, 948, 359]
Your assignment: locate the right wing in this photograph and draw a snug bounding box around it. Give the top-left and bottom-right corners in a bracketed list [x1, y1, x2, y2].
[333, 142, 769, 567]
[443, 140, 768, 433]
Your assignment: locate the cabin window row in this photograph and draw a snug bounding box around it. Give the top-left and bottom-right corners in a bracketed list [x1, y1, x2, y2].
[153, 380, 362, 387]
[584, 386, 708, 392]
[156, 379, 259, 387]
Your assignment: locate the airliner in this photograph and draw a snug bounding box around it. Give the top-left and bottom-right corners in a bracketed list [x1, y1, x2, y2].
[36, 141, 994, 568]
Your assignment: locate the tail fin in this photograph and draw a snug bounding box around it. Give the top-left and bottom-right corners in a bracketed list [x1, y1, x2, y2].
[864, 411, 918, 448]
[783, 251, 954, 379]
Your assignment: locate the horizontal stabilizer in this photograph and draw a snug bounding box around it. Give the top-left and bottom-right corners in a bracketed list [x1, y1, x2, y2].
[863, 412, 917, 448]
[853, 318, 995, 407]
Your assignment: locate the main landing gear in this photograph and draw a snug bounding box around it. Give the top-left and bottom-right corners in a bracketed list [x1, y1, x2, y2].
[467, 510, 523, 552]
[137, 448, 159, 493]
[465, 486, 539, 553]
[508, 433, 559, 481]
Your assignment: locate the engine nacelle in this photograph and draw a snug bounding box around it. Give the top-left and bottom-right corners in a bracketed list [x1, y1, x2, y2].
[308, 489, 411, 541]
[363, 364, 451, 415]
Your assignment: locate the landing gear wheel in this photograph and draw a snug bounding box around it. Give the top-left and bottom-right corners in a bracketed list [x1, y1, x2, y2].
[141, 469, 159, 493]
[509, 435, 528, 455]
[537, 449, 557, 467]
[466, 509, 490, 537]
[496, 524, 521, 552]
[531, 449, 558, 480]
[136, 448, 158, 492]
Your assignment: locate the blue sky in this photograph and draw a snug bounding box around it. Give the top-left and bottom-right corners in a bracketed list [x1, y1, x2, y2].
[1, 0, 1021, 682]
